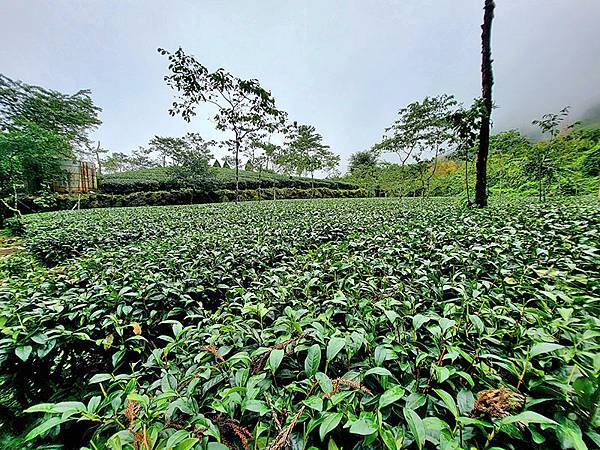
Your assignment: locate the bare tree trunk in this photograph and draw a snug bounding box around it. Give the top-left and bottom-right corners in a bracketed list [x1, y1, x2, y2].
[475, 0, 495, 208]
[95, 142, 102, 175]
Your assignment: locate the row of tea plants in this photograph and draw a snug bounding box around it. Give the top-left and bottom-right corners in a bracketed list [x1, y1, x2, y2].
[1, 197, 599, 449]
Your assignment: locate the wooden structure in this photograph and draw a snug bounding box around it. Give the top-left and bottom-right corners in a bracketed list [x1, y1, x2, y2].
[52, 160, 97, 194]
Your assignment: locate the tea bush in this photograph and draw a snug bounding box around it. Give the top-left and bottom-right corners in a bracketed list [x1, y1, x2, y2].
[1, 197, 599, 449]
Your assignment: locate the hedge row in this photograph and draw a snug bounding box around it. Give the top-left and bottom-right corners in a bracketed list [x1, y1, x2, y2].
[98, 176, 359, 194]
[2, 187, 369, 221]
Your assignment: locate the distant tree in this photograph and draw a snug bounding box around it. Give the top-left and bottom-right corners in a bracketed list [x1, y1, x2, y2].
[489, 130, 530, 154]
[450, 99, 484, 204]
[322, 152, 341, 178]
[348, 150, 378, 174]
[127, 147, 157, 170]
[101, 152, 131, 173]
[532, 107, 571, 139]
[375, 95, 458, 196]
[159, 48, 287, 202]
[526, 107, 572, 201]
[283, 124, 339, 194]
[474, 0, 495, 208]
[0, 75, 102, 196]
[148, 136, 185, 167]
[212, 159, 222, 168]
[222, 155, 234, 169]
[248, 139, 281, 199]
[93, 142, 108, 175]
[0, 74, 101, 156]
[165, 134, 214, 186]
[348, 150, 379, 194]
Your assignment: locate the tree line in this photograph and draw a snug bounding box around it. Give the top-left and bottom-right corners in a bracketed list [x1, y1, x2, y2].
[346, 104, 600, 200]
[0, 62, 341, 204]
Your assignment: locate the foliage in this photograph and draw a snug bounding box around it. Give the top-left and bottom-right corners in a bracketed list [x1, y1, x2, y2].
[0, 123, 71, 195]
[1, 197, 599, 449]
[99, 166, 358, 195]
[159, 48, 288, 201]
[525, 107, 578, 201]
[283, 124, 339, 180]
[0, 74, 101, 154]
[345, 126, 600, 199]
[1, 187, 368, 226]
[373, 95, 459, 196]
[0, 75, 102, 196]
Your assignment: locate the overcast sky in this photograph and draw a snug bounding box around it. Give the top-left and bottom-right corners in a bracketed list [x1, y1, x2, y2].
[2, 0, 599, 169]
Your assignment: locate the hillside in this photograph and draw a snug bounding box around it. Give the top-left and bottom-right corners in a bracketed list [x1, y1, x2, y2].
[344, 126, 600, 198]
[100, 166, 357, 194]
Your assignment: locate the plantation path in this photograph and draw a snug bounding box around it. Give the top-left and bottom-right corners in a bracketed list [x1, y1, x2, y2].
[0, 231, 22, 257]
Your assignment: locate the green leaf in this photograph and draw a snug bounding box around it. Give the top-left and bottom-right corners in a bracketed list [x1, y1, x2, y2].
[403, 408, 425, 450]
[319, 412, 343, 440]
[303, 396, 323, 412]
[530, 343, 564, 358]
[499, 411, 557, 427]
[326, 337, 345, 362]
[166, 429, 192, 448]
[374, 345, 388, 366]
[365, 367, 392, 377]
[24, 403, 55, 413]
[269, 348, 284, 372]
[305, 344, 322, 377]
[434, 389, 459, 418]
[15, 345, 33, 362]
[90, 373, 113, 384]
[349, 413, 378, 436]
[106, 432, 123, 450]
[175, 438, 198, 450]
[457, 389, 475, 415]
[379, 385, 405, 409]
[412, 314, 430, 331]
[207, 443, 230, 450]
[25, 417, 64, 441]
[380, 428, 399, 450]
[245, 399, 269, 415]
[316, 371, 333, 394]
[31, 333, 48, 345]
[50, 401, 86, 413]
[556, 419, 587, 450]
[468, 314, 485, 334]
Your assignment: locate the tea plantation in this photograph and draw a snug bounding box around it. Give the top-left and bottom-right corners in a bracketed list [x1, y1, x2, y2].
[1, 197, 599, 449]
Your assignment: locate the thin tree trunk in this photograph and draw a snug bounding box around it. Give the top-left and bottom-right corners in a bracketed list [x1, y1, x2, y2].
[235, 141, 240, 204]
[258, 166, 263, 201]
[95, 142, 102, 175]
[465, 154, 470, 204]
[475, 0, 495, 208]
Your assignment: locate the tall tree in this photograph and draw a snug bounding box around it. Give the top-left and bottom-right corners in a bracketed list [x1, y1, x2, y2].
[526, 107, 571, 201]
[474, 0, 495, 207]
[0, 124, 70, 195]
[101, 152, 131, 173]
[0, 74, 101, 155]
[148, 136, 184, 167]
[284, 124, 338, 194]
[450, 99, 484, 205]
[159, 48, 287, 202]
[93, 142, 108, 175]
[374, 95, 457, 196]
